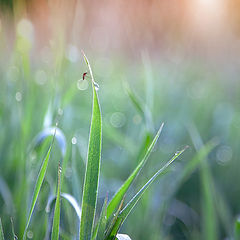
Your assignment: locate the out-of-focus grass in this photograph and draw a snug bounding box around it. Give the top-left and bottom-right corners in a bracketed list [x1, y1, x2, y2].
[0, 18, 239, 240]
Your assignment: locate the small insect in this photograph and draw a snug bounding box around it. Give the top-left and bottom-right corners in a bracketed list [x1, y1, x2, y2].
[82, 72, 88, 80]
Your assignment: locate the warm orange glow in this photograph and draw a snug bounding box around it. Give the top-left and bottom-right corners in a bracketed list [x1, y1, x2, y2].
[188, 0, 226, 34]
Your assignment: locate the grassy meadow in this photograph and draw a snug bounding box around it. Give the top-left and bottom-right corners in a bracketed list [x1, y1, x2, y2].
[0, 1, 240, 240]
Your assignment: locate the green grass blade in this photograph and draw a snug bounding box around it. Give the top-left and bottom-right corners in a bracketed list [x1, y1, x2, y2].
[94, 196, 108, 240]
[179, 139, 218, 185]
[51, 164, 62, 240]
[123, 81, 153, 132]
[80, 52, 102, 240]
[188, 123, 218, 240]
[235, 216, 240, 240]
[23, 138, 54, 240]
[106, 124, 164, 220]
[123, 81, 145, 117]
[107, 147, 187, 239]
[0, 218, 5, 240]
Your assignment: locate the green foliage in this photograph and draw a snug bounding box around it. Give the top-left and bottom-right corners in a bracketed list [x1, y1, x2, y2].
[0, 19, 236, 240]
[79, 53, 102, 240]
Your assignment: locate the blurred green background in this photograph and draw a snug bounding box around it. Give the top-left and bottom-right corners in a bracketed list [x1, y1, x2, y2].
[1, 0, 240, 239]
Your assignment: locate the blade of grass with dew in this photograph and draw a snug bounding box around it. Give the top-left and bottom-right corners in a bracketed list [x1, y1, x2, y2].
[0, 218, 5, 240]
[51, 127, 67, 240]
[106, 123, 164, 220]
[51, 163, 62, 240]
[80, 52, 102, 240]
[23, 135, 55, 240]
[106, 147, 188, 239]
[94, 196, 108, 240]
[157, 139, 218, 236]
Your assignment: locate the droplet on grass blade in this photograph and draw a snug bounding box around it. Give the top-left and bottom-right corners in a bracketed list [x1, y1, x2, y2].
[57, 108, 63, 116]
[15, 92, 22, 102]
[27, 230, 33, 239]
[94, 82, 100, 91]
[71, 137, 77, 145]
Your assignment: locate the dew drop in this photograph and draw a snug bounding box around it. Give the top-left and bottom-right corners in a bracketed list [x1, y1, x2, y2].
[15, 92, 22, 102]
[59, 166, 62, 173]
[58, 108, 63, 116]
[27, 230, 34, 239]
[77, 79, 88, 90]
[94, 82, 100, 91]
[71, 137, 77, 145]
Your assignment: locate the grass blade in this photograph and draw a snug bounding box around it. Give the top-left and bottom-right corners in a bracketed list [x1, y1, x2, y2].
[23, 136, 55, 240]
[51, 164, 62, 240]
[188, 123, 218, 240]
[107, 147, 188, 239]
[123, 81, 153, 132]
[235, 216, 240, 240]
[106, 123, 164, 220]
[0, 218, 5, 240]
[80, 52, 102, 240]
[94, 196, 108, 240]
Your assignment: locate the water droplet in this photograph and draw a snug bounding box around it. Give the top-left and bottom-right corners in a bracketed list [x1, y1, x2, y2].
[133, 114, 142, 125]
[175, 151, 180, 156]
[15, 92, 22, 102]
[58, 108, 63, 116]
[65, 167, 72, 178]
[77, 79, 88, 90]
[59, 166, 62, 173]
[27, 230, 34, 239]
[216, 145, 232, 166]
[110, 112, 126, 128]
[94, 82, 99, 91]
[35, 70, 47, 85]
[71, 137, 77, 145]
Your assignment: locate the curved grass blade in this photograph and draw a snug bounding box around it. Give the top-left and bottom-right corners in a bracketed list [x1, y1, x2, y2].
[31, 127, 66, 157]
[107, 147, 188, 239]
[0, 218, 5, 240]
[106, 123, 164, 220]
[45, 193, 81, 240]
[80, 52, 102, 240]
[51, 164, 62, 240]
[116, 234, 132, 240]
[94, 196, 108, 240]
[23, 135, 55, 240]
[46, 193, 81, 220]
